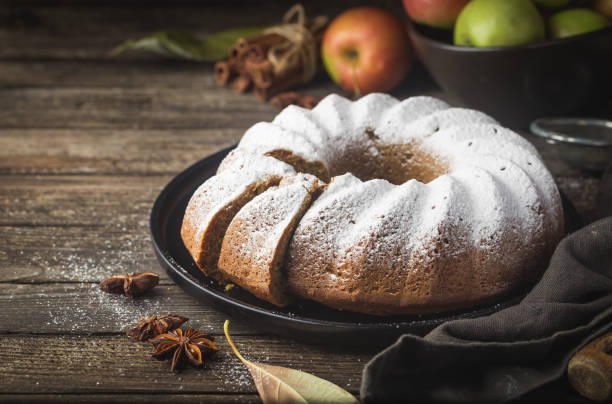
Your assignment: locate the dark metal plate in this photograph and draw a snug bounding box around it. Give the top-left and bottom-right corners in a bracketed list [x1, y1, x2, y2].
[150, 145, 580, 344]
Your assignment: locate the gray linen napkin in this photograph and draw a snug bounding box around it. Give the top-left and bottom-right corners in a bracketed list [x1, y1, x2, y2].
[361, 217, 612, 403]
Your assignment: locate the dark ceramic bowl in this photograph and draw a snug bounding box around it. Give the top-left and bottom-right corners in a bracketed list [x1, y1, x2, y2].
[408, 23, 612, 129]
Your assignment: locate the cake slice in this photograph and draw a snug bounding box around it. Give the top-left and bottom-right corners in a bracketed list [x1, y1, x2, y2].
[181, 151, 295, 281]
[217, 173, 324, 306]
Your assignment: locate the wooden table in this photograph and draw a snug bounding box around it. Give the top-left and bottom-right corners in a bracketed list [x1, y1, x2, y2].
[0, 2, 606, 402]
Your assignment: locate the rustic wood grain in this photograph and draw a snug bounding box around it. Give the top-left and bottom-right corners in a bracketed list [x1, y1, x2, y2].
[0, 130, 238, 175]
[0, 87, 281, 130]
[0, 224, 164, 283]
[0, 76, 445, 130]
[0, 175, 167, 225]
[0, 60, 334, 99]
[0, 394, 261, 403]
[0, 4, 289, 61]
[0, 283, 255, 334]
[0, 2, 401, 60]
[0, 1, 605, 401]
[0, 335, 369, 394]
[0, 60, 232, 88]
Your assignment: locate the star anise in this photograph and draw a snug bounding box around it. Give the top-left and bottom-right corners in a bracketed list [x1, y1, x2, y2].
[150, 328, 220, 371]
[99, 272, 159, 298]
[126, 314, 188, 341]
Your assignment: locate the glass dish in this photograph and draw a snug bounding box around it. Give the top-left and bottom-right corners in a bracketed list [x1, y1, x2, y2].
[530, 117, 612, 171]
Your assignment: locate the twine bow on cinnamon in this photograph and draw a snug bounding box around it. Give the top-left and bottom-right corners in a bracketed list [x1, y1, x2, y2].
[264, 4, 328, 83]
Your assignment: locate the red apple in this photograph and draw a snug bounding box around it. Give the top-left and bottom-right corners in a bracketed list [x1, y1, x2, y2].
[321, 7, 412, 95]
[403, 0, 471, 29]
[594, 0, 612, 19]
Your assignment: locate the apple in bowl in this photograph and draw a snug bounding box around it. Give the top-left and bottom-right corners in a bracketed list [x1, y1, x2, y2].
[321, 7, 412, 95]
[402, 0, 470, 29]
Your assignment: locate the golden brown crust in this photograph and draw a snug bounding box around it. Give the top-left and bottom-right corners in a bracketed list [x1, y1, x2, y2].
[217, 175, 322, 306]
[286, 207, 563, 316]
[180, 175, 282, 282]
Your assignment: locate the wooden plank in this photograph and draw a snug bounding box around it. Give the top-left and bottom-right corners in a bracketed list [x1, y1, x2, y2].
[0, 224, 166, 283]
[0, 175, 167, 225]
[0, 334, 369, 394]
[0, 283, 253, 335]
[0, 394, 260, 403]
[0, 60, 224, 89]
[0, 175, 190, 283]
[0, 4, 288, 61]
[0, 2, 399, 60]
[0, 60, 334, 97]
[0, 86, 280, 130]
[0, 129, 239, 175]
[0, 69, 446, 130]
[555, 175, 601, 224]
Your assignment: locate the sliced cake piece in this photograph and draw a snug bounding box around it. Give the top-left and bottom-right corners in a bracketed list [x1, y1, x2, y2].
[217, 173, 324, 306]
[181, 151, 295, 282]
[219, 146, 330, 183]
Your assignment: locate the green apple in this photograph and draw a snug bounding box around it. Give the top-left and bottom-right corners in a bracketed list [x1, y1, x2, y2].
[454, 0, 546, 47]
[533, 0, 572, 7]
[549, 8, 611, 38]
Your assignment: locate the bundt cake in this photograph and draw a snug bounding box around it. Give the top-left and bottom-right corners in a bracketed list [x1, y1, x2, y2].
[181, 93, 564, 315]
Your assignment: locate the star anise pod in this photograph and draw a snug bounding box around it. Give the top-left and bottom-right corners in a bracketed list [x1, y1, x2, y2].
[150, 327, 220, 371]
[99, 272, 159, 298]
[126, 314, 188, 341]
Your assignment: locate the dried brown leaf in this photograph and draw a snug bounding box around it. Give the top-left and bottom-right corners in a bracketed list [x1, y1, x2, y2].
[224, 320, 359, 404]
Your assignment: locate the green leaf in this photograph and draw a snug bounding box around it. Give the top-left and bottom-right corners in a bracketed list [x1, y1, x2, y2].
[201, 26, 268, 61]
[224, 320, 359, 404]
[110, 26, 266, 62]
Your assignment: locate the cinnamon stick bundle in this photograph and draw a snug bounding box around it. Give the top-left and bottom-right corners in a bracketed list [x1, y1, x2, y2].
[244, 58, 274, 88]
[231, 74, 252, 94]
[254, 65, 303, 101]
[213, 4, 328, 103]
[214, 60, 237, 86]
[243, 33, 286, 62]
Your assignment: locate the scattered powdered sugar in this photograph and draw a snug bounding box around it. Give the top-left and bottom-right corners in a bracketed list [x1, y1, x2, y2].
[210, 350, 254, 389]
[37, 283, 174, 332]
[23, 229, 153, 282]
[17, 227, 177, 333]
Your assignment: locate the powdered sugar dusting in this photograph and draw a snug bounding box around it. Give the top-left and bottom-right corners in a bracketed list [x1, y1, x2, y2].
[229, 173, 317, 266]
[40, 284, 173, 332]
[184, 153, 295, 239]
[205, 93, 563, 312]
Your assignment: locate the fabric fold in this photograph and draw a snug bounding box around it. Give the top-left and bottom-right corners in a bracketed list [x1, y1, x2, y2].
[361, 217, 612, 403]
